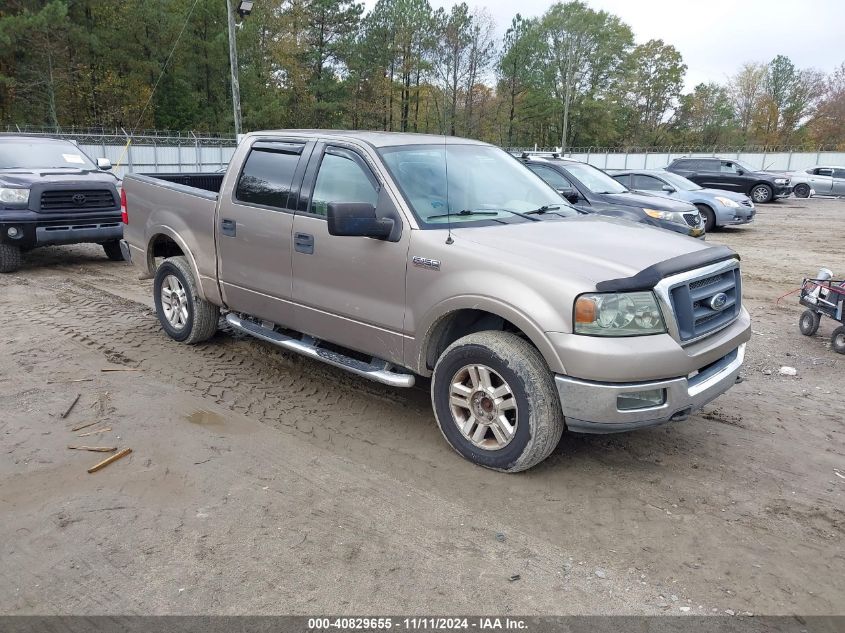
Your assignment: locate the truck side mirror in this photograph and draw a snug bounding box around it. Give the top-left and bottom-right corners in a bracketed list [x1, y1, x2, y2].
[97, 158, 113, 170]
[327, 202, 394, 240]
[558, 187, 580, 203]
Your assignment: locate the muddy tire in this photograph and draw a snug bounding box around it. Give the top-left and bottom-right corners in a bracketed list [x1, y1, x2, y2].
[751, 183, 773, 204]
[794, 183, 811, 198]
[102, 240, 125, 261]
[832, 326, 845, 355]
[431, 331, 564, 473]
[696, 204, 717, 232]
[0, 243, 22, 273]
[153, 256, 219, 344]
[799, 310, 821, 336]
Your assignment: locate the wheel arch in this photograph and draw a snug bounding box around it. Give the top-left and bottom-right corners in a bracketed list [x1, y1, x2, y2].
[145, 228, 206, 301]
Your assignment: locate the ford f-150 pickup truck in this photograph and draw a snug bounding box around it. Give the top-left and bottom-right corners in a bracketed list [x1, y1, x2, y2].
[0, 135, 124, 273]
[122, 130, 751, 472]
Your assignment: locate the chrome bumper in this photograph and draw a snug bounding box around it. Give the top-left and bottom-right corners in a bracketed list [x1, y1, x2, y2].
[556, 343, 745, 433]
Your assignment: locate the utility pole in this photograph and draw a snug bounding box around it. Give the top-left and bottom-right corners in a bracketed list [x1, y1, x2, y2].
[226, 0, 242, 137]
[561, 47, 573, 154]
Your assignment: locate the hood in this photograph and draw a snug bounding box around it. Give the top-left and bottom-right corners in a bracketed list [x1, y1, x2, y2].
[699, 188, 750, 202]
[454, 215, 714, 288]
[0, 167, 120, 188]
[603, 191, 696, 212]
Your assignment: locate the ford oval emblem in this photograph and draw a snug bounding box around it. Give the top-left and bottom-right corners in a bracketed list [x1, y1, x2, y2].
[709, 292, 729, 311]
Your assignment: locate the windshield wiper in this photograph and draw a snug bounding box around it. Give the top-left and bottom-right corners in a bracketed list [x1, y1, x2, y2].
[427, 208, 539, 222]
[526, 204, 562, 215]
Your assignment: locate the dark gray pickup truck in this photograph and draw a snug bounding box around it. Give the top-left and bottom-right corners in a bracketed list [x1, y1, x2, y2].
[0, 135, 124, 273]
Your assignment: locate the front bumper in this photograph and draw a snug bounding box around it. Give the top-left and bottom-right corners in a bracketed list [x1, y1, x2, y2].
[1, 210, 122, 249]
[556, 343, 745, 433]
[774, 185, 793, 198]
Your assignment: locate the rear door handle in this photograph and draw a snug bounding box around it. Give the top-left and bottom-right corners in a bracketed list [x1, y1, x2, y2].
[294, 232, 314, 254]
[221, 218, 236, 237]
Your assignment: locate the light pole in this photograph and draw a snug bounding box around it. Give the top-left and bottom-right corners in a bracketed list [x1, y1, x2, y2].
[227, 1, 254, 137]
[560, 49, 582, 155]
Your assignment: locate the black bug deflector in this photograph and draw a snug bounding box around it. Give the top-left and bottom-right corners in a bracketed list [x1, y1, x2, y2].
[595, 245, 739, 293]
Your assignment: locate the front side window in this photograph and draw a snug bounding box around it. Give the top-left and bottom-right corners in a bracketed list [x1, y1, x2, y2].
[310, 151, 379, 217]
[660, 171, 702, 191]
[235, 144, 303, 209]
[378, 144, 576, 228]
[529, 165, 574, 189]
[815, 168, 833, 176]
[557, 162, 627, 194]
[631, 175, 664, 191]
[833, 168, 845, 179]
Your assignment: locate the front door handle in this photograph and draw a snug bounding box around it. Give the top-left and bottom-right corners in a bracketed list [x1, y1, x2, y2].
[221, 218, 236, 237]
[294, 232, 314, 254]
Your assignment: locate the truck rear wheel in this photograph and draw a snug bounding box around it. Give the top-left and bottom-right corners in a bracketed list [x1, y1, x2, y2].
[431, 331, 564, 472]
[102, 240, 125, 261]
[153, 256, 219, 344]
[0, 244, 22, 273]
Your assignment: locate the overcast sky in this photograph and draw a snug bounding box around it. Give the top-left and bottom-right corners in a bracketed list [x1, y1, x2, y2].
[362, 0, 845, 90]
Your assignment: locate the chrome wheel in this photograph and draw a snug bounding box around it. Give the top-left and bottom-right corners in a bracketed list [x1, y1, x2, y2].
[449, 364, 518, 450]
[160, 274, 189, 330]
[752, 185, 771, 203]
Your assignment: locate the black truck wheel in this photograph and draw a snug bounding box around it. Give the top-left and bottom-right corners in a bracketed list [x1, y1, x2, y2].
[102, 240, 125, 261]
[153, 256, 219, 344]
[799, 310, 821, 336]
[793, 183, 811, 198]
[431, 331, 564, 472]
[751, 183, 774, 204]
[832, 327, 845, 355]
[0, 243, 22, 273]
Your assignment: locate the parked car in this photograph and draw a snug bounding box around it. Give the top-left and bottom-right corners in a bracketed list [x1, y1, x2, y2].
[666, 157, 792, 204]
[121, 131, 750, 472]
[786, 166, 845, 198]
[0, 134, 123, 273]
[609, 169, 755, 232]
[518, 154, 705, 238]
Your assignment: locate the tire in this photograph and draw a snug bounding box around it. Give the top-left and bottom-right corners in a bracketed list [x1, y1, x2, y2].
[750, 183, 773, 204]
[0, 243, 22, 273]
[153, 256, 219, 344]
[102, 240, 125, 261]
[794, 183, 811, 198]
[799, 310, 821, 336]
[696, 204, 717, 232]
[431, 331, 564, 473]
[832, 326, 845, 355]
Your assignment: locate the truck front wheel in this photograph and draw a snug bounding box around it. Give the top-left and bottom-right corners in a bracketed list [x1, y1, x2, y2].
[153, 256, 219, 344]
[0, 244, 22, 273]
[431, 331, 564, 472]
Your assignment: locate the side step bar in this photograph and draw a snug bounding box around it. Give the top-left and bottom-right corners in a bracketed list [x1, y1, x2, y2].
[225, 313, 415, 389]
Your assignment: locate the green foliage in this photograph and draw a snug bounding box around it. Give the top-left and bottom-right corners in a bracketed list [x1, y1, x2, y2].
[0, 1, 841, 148]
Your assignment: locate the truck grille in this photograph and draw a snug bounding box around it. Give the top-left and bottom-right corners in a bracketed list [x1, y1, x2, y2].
[683, 213, 700, 227]
[40, 189, 116, 211]
[669, 265, 741, 341]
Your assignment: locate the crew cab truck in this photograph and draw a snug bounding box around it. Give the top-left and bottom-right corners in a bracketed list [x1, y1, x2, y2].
[0, 135, 124, 273]
[122, 131, 751, 472]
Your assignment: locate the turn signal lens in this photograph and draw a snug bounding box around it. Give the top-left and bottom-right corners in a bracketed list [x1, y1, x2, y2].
[574, 297, 597, 323]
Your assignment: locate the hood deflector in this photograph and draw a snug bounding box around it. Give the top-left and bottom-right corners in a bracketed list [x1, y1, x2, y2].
[595, 245, 739, 293]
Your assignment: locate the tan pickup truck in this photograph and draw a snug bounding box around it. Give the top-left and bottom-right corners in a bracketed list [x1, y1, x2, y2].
[121, 130, 751, 472]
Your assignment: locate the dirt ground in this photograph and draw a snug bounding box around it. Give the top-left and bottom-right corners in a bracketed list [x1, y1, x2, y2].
[1, 197, 843, 616]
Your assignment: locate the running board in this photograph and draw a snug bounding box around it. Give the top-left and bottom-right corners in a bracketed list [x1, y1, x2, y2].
[225, 313, 415, 388]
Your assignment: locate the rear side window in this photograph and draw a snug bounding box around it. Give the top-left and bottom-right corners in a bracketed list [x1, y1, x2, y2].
[235, 143, 304, 209]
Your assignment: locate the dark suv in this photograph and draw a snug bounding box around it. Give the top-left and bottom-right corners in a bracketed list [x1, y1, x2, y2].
[519, 154, 705, 238]
[0, 135, 124, 273]
[666, 157, 792, 204]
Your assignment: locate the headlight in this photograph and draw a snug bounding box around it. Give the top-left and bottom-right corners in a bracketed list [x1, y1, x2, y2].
[0, 187, 30, 205]
[642, 208, 686, 225]
[774, 178, 788, 185]
[715, 196, 739, 208]
[574, 292, 667, 336]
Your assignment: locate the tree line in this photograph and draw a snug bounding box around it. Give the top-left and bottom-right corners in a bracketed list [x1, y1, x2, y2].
[2, 0, 844, 149]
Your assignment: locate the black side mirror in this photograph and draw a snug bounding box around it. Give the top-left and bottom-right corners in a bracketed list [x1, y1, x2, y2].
[558, 187, 580, 203]
[327, 202, 394, 240]
[736, 169, 744, 175]
[661, 184, 676, 193]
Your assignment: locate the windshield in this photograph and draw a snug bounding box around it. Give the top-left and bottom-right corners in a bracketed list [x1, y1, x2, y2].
[0, 139, 96, 170]
[378, 144, 576, 227]
[559, 162, 628, 194]
[660, 171, 702, 191]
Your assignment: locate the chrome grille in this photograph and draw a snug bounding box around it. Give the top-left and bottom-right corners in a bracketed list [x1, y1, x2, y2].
[740, 200, 753, 208]
[40, 189, 117, 211]
[669, 265, 741, 341]
[683, 213, 701, 227]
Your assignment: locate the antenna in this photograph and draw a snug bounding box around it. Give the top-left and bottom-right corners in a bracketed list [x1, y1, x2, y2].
[444, 134, 453, 245]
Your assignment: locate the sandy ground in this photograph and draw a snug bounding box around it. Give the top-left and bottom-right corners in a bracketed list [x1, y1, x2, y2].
[1, 198, 843, 616]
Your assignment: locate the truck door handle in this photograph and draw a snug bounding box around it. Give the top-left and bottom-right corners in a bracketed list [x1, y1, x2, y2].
[294, 232, 314, 254]
[221, 218, 236, 237]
